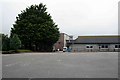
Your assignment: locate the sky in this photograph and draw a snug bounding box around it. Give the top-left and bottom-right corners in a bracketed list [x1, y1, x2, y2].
[0, 0, 120, 38]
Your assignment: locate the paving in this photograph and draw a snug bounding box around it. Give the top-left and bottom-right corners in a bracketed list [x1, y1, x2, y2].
[2, 52, 118, 78]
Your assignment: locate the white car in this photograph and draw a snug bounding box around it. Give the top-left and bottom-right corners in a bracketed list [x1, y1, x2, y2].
[63, 47, 67, 52]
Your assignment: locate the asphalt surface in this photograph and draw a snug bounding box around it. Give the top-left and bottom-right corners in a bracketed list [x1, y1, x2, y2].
[2, 52, 118, 78]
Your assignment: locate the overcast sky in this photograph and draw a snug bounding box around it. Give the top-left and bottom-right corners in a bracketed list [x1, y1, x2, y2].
[0, 0, 119, 38]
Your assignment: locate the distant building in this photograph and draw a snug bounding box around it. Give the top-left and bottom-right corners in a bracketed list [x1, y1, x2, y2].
[67, 36, 120, 52]
[53, 33, 73, 51]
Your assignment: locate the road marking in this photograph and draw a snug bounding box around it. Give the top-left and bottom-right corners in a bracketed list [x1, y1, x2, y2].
[57, 59, 62, 62]
[5, 62, 18, 67]
[5, 62, 23, 67]
[21, 63, 30, 67]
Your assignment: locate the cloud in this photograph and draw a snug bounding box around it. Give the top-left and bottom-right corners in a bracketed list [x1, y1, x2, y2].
[1, 0, 119, 37]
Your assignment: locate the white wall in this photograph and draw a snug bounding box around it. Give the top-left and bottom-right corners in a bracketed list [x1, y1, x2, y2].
[70, 44, 119, 52]
[64, 34, 73, 47]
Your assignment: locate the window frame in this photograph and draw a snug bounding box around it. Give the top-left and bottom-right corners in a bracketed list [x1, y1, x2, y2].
[100, 45, 108, 49]
[86, 45, 93, 49]
[115, 44, 120, 48]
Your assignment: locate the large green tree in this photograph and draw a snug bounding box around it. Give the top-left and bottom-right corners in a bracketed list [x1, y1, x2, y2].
[11, 3, 60, 52]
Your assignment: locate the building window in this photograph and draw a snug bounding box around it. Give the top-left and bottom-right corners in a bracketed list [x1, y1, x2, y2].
[115, 45, 120, 48]
[101, 45, 108, 48]
[86, 45, 93, 48]
[115, 45, 118, 48]
[86, 46, 89, 48]
[90, 46, 93, 48]
[101, 45, 104, 48]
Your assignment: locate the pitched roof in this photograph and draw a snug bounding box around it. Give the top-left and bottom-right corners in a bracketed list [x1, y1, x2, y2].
[67, 36, 120, 44]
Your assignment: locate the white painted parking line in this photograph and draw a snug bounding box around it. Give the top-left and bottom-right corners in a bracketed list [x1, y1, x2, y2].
[20, 63, 31, 67]
[5, 62, 20, 67]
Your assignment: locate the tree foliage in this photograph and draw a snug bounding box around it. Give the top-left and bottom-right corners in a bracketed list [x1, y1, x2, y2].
[11, 3, 60, 52]
[1, 34, 10, 51]
[10, 34, 21, 50]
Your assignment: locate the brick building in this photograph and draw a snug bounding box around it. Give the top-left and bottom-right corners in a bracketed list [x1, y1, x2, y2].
[53, 33, 73, 51]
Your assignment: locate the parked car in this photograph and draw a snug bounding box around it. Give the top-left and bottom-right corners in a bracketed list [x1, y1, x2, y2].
[63, 47, 67, 52]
